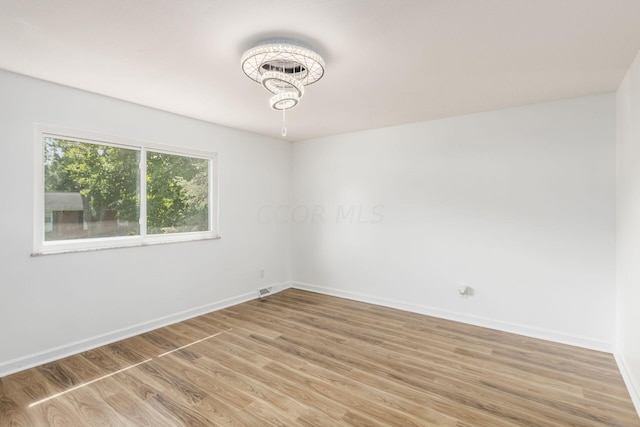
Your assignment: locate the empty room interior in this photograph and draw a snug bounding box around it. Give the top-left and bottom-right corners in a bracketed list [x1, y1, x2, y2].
[3, 1, 640, 425]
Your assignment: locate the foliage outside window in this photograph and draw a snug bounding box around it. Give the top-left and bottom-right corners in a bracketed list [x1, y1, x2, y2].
[35, 127, 218, 254]
[146, 152, 209, 235]
[44, 138, 140, 241]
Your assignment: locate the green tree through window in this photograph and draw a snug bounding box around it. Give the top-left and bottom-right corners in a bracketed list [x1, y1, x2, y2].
[44, 137, 210, 242]
[146, 151, 209, 234]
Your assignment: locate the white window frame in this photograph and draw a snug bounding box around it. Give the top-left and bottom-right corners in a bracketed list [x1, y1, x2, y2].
[33, 124, 220, 255]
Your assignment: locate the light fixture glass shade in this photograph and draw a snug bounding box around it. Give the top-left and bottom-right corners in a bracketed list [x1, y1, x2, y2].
[260, 71, 305, 97]
[269, 92, 300, 110]
[241, 42, 325, 86]
[241, 40, 325, 136]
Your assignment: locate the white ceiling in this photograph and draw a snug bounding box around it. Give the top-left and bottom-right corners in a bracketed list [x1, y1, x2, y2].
[1, 0, 640, 141]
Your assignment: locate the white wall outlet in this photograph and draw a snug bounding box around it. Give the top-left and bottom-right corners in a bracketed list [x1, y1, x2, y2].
[259, 269, 264, 278]
[458, 286, 472, 298]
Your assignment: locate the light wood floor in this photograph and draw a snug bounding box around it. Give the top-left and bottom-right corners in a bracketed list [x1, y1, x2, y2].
[1, 289, 638, 426]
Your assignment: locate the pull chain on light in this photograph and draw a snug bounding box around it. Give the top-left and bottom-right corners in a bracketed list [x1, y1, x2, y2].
[281, 62, 287, 137]
[281, 108, 287, 137]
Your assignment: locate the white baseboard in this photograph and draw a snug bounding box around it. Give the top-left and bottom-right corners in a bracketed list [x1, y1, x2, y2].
[292, 281, 613, 352]
[0, 283, 290, 378]
[614, 353, 640, 418]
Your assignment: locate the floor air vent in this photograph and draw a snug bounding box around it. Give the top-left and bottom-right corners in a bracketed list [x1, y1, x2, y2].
[258, 286, 273, 298]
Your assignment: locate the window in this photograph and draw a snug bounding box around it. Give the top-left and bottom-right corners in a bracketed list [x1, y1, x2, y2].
[34, 126, 218, 254]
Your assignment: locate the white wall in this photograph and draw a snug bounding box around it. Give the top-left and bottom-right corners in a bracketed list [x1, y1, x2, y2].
[616, 49, 640, 411]
[0, 70, 291, 375]
[292, 95, 617, 351]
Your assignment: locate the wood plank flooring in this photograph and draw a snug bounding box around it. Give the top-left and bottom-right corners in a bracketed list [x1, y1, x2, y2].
[1, 288, 638, 426]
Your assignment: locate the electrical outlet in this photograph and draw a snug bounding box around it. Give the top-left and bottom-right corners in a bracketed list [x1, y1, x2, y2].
[458, 286, 473, 298]
[259, 269, 264, 278]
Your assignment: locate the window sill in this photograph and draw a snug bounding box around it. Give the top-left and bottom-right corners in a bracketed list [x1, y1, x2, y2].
[31, 235, 221, 256]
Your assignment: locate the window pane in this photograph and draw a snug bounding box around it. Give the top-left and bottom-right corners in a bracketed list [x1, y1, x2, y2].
[44, 137, 140, 241]
[146, 151, 209, 234]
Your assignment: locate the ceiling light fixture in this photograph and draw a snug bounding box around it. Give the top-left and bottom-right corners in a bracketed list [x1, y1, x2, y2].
[241, 41, 325, 137]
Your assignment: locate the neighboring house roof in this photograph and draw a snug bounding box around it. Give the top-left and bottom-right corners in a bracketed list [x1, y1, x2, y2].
[45, 192, 83, 211]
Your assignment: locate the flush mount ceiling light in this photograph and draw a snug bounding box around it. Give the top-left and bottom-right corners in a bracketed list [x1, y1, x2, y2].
[241, 41, 325, 137]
